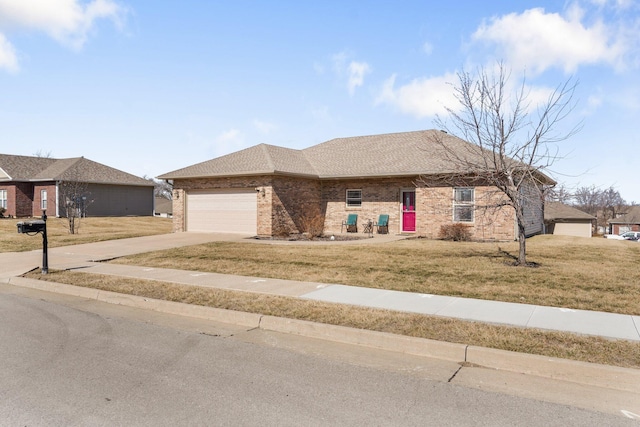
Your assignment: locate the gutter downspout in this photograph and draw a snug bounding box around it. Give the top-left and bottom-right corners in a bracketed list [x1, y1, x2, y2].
[55, 181, 60, 217]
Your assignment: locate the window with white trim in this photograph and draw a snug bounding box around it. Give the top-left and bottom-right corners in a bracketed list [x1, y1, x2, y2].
[0, 189, 6, 209]
[41, 189, 47, 210]
[453, 187, 474, 222]
[346, 189, 362, 207]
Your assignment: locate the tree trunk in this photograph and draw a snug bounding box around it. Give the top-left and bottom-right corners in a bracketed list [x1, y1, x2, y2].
[514, 204, 528, 266]
[517, 222, 527, 266]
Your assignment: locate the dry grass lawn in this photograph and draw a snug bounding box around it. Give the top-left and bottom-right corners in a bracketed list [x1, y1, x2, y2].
[114, 235, 640, 315]
[23, 269, 640, 369]
[10, 219, 640, 368]
[0, 216, 172, 252]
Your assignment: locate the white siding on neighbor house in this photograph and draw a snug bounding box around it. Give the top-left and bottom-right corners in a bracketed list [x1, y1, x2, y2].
[186, 189, 257, 234]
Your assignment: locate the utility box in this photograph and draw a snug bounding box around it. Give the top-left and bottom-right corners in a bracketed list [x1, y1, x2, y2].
[17, 220, 46, 234]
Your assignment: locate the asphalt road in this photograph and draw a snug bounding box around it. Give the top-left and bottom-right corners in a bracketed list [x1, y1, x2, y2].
[0, 284, 637, 426]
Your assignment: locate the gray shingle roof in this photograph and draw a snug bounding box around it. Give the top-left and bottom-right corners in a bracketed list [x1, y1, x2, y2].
[157, 144, 317, 179]
[159, 130, 499, 180]
[609, 206, 640, 224]
[302, 130, 485, 178]
[544, 202, 595, 221]
[0, 154, 152, 186]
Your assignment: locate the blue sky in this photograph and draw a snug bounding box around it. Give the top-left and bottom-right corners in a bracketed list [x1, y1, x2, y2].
[1, 1, 639, 202]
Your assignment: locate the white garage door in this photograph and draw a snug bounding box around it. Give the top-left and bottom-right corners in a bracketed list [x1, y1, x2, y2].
[186, 189, 257, 234]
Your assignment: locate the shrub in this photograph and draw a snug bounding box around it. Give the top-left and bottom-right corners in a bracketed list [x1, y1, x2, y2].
[439, 223, 472, 241]
[0, 207, 5, 218]
[299, 213, 325, 239]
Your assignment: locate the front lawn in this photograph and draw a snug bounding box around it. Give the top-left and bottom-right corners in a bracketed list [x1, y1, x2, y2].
[20, 233, 640, 367]
[0, 216, 172, 252]
[112, 235, 640, 315]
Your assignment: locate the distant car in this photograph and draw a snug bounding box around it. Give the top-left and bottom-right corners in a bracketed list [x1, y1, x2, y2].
[603, 231, 640, 240]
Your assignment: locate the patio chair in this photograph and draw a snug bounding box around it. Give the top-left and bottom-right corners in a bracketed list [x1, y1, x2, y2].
[374, 214, 389, 234]
[341, 213, 358, 233]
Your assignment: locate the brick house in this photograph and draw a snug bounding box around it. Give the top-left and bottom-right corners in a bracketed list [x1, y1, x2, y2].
[158, 130, 552, 240]
[607, 206, 640, 235]
[0, 154, 154, 218]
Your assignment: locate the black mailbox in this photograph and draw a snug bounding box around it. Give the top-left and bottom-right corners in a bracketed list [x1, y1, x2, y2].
[17, 220, 46, 234]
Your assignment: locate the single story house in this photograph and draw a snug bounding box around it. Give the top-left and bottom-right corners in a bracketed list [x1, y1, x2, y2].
[0, 154, 154, 218]
[158, 130, 552, 240]
[543, 202, 594, 238]
[607, 205, 640, 235]
[154, 196, 173, 218]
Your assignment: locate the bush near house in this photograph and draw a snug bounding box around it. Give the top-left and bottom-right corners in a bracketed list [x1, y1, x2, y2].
[439, 223, 472, 241]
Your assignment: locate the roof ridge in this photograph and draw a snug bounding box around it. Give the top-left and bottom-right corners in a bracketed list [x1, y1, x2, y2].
[258, 143, 277, 172]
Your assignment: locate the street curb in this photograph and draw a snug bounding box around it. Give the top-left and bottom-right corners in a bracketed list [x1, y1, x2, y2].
[8, 277, 262, 329]
[259, 315, 466, 362]
[466, 346, 640, 393]
[7, 276, 640, 394]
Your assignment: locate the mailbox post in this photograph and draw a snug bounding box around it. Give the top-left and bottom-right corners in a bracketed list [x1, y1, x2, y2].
[16, 210, 49, 274]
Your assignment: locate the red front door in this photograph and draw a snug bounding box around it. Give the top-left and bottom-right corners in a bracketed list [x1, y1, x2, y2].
[402, 190, 416, 232]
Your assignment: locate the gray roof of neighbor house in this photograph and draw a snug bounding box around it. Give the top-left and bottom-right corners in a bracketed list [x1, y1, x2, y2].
[609, 205, 640, 224]
[544, 202, 595, 221]
[154, 197, 173, 214]
[0, 154, 153, 186]
[158, 129, 556, 183]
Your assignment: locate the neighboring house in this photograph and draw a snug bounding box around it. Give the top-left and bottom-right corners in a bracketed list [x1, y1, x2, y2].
[154, 196, 173, 218]
[0, 154, 154, 218]
[607, 205, 640, 235]
[158, 130, 553, 239]
[544, 202, 594, 238]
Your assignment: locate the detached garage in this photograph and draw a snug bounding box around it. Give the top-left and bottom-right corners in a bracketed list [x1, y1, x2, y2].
[186, 189, 257, 234]
[544, 202, 594, 238]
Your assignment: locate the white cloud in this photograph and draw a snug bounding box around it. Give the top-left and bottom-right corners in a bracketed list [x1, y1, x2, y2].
[330, 51, 371, 95]
[0, 33, 18, 72]
[375, 72, 458, 118]
[422, 41, 433, 55]
[472, 7, 627, 74]
[347, 61, 371, 96]
[0, 0, 125, 71]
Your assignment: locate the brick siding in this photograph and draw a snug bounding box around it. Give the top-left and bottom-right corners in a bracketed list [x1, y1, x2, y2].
[0, 182, 36, 217]
[611, 224, 640, 234]
[32, 183, 57, 217]
[171, 175, 518, 240]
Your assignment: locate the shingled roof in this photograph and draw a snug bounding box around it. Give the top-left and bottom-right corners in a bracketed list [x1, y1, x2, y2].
[158, 129, 507, 180]
[609, 205, 640, 224]
[544, 202, 595, 221]
[158, 144, 316, 179]
[0, 154, 152, 186]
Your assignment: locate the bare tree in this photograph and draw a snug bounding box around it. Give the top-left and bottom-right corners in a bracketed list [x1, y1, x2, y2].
[33, 150, 53, 158]
[573, 185, 600, 216]
[600, 186, 626, 225]
[144, 176, 173, 200]
[544, 183, 573, 204]
[58, 179, 93, 234]
[430, 63, 579, 266]
[57, 163, 95, 235]
[574, 185, 626, 232]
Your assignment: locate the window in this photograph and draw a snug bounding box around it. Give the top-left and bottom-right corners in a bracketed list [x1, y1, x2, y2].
[41, 189, 47, 210]
[346, 189, 362, 207]
[0, 189, 6, 209]
[453, 187, 474, 222]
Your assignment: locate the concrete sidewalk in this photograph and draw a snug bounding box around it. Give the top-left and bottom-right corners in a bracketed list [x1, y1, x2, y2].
[65, 262, 640, 342]
[2, 232, 639, 342]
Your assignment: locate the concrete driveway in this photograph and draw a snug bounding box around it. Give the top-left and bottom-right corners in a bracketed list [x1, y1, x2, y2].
[0, 232, 249, 280]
